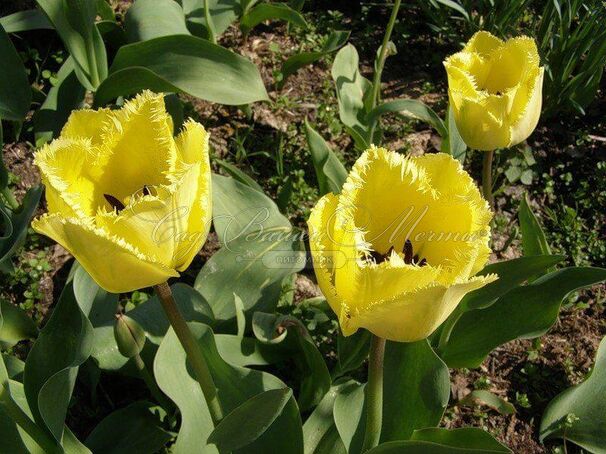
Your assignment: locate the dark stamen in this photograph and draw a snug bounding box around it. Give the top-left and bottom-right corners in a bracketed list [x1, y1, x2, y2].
[369, 250, 385, 264]
[142, 185, 151, 196]
[418, 258, 427, 267]
[104, 194, 125, 212]
[413, 254, 419, 263]
[403, 240, 413, 264]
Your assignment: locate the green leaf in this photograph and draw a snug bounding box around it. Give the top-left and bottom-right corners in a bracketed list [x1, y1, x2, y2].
[240, 3, 307, 36]
[335, 329, 370, 377]
[540, 335, 606, 453]
[72, 264, 124, 371]
[302, 383, 348, 454]
[410, 428, 510, 452]
[95, 35, 268, 106]
[212, 174, 290, 246]
[36, 0, 108, 89]
[366, 440, 509, 453]
[2, 354, 25, 380]
[124, 0, 190, 42]
[0, 186, 43, 270]
[331, 44, 372, 149]
[333, 381, 366, 454]
[23, 282, 94, 444]
[459, 390, 516, 415]
[128, 283, 214, 345]
[441, 267, 606, 368]
[0, 299, 38, 348]
[208, 388, 293, 451]
[215, 160, 264, 193]
[441, 105, 466, 163]
[304, 119, 347, 196]
[33, 57, 85, 144]
[381, 340, 450, 441]
[181, 0, 240, 38]
[0, 10, 53, 33]
[85, 401, 171, 453]
[368, 99, 447, 138]
[519, 193, 551, 256]
[252, 313, 330, 411]
[0, 25, 31, 121]
[459, 255, 565, 311]
[154, 322, 303, 453]
[279, 30, 350, 87]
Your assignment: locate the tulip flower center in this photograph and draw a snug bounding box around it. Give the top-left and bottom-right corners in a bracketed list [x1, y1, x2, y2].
[367, 239, 428, 267]
[103, 185, 153, 213]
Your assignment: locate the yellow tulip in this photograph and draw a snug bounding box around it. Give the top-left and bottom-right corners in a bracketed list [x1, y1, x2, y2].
[444, 31, 543, 151]
[32, 91, 212, 293]
[307, 148, 497, 342]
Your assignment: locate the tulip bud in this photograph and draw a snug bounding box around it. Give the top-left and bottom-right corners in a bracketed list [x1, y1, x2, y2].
[114, 314, 146, 358]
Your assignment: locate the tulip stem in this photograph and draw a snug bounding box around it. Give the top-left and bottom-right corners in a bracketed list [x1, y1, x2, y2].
[482, 150, 495, 208]
[362, 335, 386, 452]
[368, 0, 401, 142]
[133, 353, 173, 411]
[154, 282, 223, 424]
[0, 389, 61, 453]
[204, 0, 216, 44]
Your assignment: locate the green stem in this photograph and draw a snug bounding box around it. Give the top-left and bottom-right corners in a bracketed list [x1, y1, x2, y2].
[368, 0, 402, 141]
[154, 282, 223, 423]
[482, 149, 494, 208]
[133, 353, 173, 411]
[361, 335, 386, 452]
[0, 390, 60, 453]
[204, 0, 216, 44]
[1, 187, 19, 210]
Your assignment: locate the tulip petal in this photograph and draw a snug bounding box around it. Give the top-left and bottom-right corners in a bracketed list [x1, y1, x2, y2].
[170, 120, 212, 270]
[61, 108, 114, 146]
[509, 67, 543, 145]
[464, 31, 504, 57]
[34, 138, 97, 217]
[343, 274, 498, 342]
[452, 97, 512, 150]
[32, 214, 178, 293]
[95, 91, 177, 202]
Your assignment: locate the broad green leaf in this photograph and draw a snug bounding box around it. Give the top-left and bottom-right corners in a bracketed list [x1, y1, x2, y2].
[128, 283, 214, 345]
[335, 329, 370, 377]
[0, 186, 43, 270]
[154, 322, 303, 453]
[410, 428, 510, 452]
[331, 44, 372, 149]
[280, 30, 350, 87]
[2, 354, 25, 380]
[85, 401, 171, 453]
[0, 299, 38, 348]
[212, 174, 290, 246]
[252, 313, 330, 411]
[0, 10, 52, 33]
[459, 255, 565, 311]
[441, 105, 466, 163]
[240, 3, 307, 36]
[459, 390, 516, 415]
[37, 0, 108, 90]
[381, 340, 450, 442]
[33, 57, 85, 144]
[72, 264, 124, 371]
[304, 120, 347, 196]
[181, 0, 240, 38]
[215, 334, 283, 367]
[23, 283, 93, 443]
[95, 35, 268, 106]
[366, 440, 509, 453]
[194, 229, 305, 326]
[0, 25, 31, 121]
[367, 99, 447, 138]
[333, 381, 366, 454]
[208, 388, 293, 451]
[519, 193, 551, 256]
[540, 335, 606, 453]
[124, 0, 190, 42]
[215, 160, 264, 193]
[303, 383, 348, 454]
[441, 267, 606, 368]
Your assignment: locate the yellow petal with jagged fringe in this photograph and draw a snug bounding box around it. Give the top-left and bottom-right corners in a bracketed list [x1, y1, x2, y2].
[307, 147, 497, 342]
[32, 91, 212, 293]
